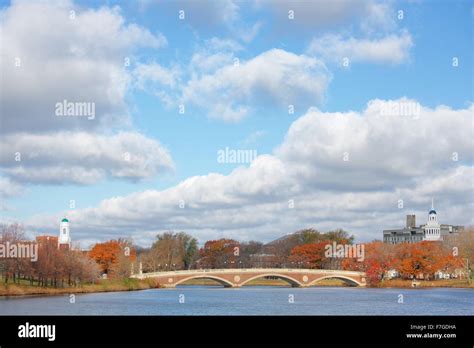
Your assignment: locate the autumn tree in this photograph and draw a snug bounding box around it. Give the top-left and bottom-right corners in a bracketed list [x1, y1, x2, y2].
[443, 228, 474, 279]
[89, 239, 135, 278]
[289, 242, 329, 269]
[325, 229, 355, 244]
[363, 242, 397, 285]
[266, 228, 355, 267]
[140, 232, 199, 272]
[342, 242, 397, 285]
[110, 239, 137, 278]
[89, 240, 121, 275]
[239, 241, 264, 268]
[0, 223, 28, 284]
[395, 241, 451, 280]
[199, 239, 240, 269]
[178, 232, 199, 270]
[0, 223, 100, 288]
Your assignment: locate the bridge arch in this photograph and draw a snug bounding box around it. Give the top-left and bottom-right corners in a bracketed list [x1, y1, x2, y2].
[173, 275, 234, 287]
[308, 275, 362, 287]
[239, 273, 303, 287]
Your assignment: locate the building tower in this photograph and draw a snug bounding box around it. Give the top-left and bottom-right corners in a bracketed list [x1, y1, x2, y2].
[406, 214, 416, 228]
[58, 217, 71, 250]
[424, 199, 440, 241]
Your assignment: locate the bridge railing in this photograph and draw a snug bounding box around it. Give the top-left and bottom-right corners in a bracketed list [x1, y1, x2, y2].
[132, 268, 366, 278]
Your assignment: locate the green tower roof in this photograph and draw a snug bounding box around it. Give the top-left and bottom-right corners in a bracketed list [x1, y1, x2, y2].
[61, 218, 69, 222]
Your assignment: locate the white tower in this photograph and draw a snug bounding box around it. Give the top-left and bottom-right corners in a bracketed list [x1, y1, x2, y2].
[424, 199, 441, 241]
[58, 218, 71, 248]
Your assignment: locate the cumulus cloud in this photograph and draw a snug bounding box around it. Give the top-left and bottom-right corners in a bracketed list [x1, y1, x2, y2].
[0, 132, 174, 185]
[134, 63, 179, 89]
[133, 63, 181, 106]
[189, 38, 242, 73]
[0, 1, 174, 191]
[25, 99, 473, 244]
[307, 31, 413, 64]
[132, 37, 244, 110]
[0, 0, 166, 134]
[182, 49, 332, 121]
[277, 99, 473, 188]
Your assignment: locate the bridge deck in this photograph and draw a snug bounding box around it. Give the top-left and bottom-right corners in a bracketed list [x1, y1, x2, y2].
[133, 268, 365, 277]
[131, 268, 366, 287]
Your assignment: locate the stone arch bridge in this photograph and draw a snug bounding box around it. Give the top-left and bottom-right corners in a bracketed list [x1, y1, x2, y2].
[131, 268, 366, 287]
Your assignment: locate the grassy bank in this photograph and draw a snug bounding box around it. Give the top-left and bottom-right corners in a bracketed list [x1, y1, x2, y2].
[378, 278, 473, 289]
[2, 277, 471, 296]
[0, 278, 160, 297]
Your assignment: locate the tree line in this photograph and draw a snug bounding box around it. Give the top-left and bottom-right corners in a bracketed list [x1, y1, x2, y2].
[341, 233, 473, 285]
[0, 224, 99, 287]
[136, 228, 355, 272]
[1, 223, 472, 288]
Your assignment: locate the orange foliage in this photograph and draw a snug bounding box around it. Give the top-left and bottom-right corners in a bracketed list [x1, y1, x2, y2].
[289, 242, 328, 268]
[89, 240, 135, 275]
[342, 241, 396, 285]
[342, 240, 466, 285]
[394, 241, 458, 280]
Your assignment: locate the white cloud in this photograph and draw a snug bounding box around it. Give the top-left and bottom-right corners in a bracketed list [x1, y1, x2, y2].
[24, 99, 473, 244]
[307, 31, 413, 65]
[0, 177, 24, 198]
[360, 1, 397, 33]
[277, 99, 473, 189]
[0, 132, 174, 185]
[188, 39, 238, 74]
[133, 63, 181, 106]
[134, 63, 178, 89]
[133, 37, 244, 107]
[238, 21, 263, 43]
[0, 1, 174, 191]
[0, 0, 166, 134]
[183, 49, 332, 121]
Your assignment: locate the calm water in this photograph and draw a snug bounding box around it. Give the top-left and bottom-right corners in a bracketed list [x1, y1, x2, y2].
[0, 286, 473, 315]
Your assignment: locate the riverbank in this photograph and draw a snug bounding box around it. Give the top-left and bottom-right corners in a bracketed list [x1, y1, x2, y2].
[0, 278, 159, 297]
[1, 277, 472, 296]
[378, 278, 473, 289]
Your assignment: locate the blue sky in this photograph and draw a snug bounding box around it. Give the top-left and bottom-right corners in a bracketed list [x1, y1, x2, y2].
[0, 0, 472, 247]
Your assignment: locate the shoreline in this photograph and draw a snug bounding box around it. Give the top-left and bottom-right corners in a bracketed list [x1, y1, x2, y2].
[378, 279, 473, 289]
[0, 278, 159, 298]
[1, 277, 472, 297]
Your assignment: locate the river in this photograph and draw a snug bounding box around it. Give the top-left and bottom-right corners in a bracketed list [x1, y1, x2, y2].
[0, 286, 472, 315]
